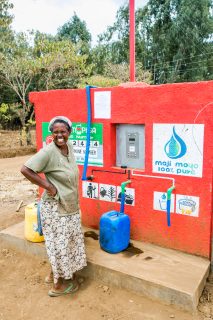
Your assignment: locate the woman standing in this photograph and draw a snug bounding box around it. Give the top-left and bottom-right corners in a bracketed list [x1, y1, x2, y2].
[21, 116, 87, 297]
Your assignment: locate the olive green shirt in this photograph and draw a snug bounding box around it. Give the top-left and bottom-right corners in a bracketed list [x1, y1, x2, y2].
[25, 141, 79, 216]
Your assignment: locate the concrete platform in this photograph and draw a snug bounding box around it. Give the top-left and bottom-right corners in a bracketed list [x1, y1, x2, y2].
[0, 221, 210, 311]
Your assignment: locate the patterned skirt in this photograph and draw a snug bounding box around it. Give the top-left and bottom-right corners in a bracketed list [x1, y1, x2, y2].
[40, 200, 87, 283]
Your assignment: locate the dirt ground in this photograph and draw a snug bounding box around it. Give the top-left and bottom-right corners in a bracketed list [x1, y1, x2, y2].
[0, 130, 36, 158]
[0, 132, 212, 320]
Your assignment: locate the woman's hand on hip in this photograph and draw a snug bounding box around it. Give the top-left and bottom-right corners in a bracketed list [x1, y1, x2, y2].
[47, 183, 57, 197]
[20, 166, 58, 197]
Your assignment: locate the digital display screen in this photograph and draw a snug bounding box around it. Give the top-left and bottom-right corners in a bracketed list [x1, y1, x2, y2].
[129, 138, 135, 142]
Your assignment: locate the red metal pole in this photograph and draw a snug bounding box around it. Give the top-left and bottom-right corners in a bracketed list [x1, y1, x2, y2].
[129, 0, 135, 82]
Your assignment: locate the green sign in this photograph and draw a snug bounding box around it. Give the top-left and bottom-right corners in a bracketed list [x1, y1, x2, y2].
[42, 122, 103, 166]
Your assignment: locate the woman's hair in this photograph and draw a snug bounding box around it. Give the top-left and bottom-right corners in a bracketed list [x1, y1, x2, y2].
[48, 116, 72, 133]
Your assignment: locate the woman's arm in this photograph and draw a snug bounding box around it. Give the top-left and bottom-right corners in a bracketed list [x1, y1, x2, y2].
[20, 165, 57, 197]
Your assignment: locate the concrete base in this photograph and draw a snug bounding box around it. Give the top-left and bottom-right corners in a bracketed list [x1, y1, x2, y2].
[0, 222, 210, 311]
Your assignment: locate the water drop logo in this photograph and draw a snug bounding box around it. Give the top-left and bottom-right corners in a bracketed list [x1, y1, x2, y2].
[164, 126, 187, 159]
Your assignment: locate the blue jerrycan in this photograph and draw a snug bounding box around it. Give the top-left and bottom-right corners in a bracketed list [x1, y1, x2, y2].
[99, 180, 131, 253]
[99, 210, 130, 253]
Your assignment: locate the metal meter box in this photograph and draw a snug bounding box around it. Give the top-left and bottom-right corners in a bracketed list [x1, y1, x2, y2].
[116, 124, 145, 169]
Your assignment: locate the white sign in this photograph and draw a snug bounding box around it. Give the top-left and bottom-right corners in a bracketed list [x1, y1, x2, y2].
[117, 187, 135, 206]
[82, 182, 135, 206]
[176, 195, 199, 217]
[82, 182, 99, 199]
[94, 91, 111, 119]
[153, 124, 204, 177]
[73, 147, 98, 159]
[99, 184, 117, 202]
[153, 192, 175, 212]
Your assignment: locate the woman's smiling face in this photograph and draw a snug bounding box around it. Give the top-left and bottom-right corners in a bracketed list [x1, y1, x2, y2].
[52, 122, 71, 147]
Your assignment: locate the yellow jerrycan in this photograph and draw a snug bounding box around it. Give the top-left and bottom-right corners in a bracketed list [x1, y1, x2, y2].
[25, 202, 44, 242]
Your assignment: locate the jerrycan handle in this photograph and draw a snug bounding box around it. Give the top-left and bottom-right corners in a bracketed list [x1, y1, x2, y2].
[37, 202, 43, 236]
[108, 211, 120, 218]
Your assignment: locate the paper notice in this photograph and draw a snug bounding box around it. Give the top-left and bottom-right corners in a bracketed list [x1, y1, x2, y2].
[94, 91, 111, 119]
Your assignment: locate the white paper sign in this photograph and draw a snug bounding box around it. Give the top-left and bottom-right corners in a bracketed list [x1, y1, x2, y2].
[153, 124, 204, 177]
[94, 91, 111, 119]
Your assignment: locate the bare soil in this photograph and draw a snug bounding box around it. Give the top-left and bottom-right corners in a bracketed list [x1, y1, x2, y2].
[0, 130, 36, 158]
[0, 131, 212, 320]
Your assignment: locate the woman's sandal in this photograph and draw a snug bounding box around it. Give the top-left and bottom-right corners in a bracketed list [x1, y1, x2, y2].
[48, 282, 79, 297]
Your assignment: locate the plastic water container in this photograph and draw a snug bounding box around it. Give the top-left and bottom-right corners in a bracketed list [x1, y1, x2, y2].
[99, 210, 130, 253]
[25, 203, 44, 243]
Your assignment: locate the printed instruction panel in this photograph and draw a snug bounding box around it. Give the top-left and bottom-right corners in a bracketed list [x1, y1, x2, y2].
[82, 181, 135, 206]
[42, 122, 103, 166]
[153, 191, 200, 217]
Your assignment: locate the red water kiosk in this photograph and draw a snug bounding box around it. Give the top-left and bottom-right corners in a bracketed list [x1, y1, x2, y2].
[29, 80, 213, 263]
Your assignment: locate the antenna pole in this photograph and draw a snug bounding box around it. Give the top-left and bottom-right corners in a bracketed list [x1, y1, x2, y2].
[129, 0, 135, 82]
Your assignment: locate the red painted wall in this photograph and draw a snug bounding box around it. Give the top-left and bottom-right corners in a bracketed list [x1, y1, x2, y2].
[29, 81, 213, 258]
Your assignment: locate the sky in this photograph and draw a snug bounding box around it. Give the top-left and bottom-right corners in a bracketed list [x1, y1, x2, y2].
[11, 0, 148, 45]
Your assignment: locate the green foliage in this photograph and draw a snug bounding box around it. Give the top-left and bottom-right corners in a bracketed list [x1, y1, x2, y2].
[78, 75, 120, 88]
[34, 33, 91, 90]
[0, 0, 16, 106]
[92, 5, 151, 83]
[101, 5, 130, 64]
[138, 0, 213, 83]
[0, 103, 19, 129]
[0, 30, 91, 133]
[104, 62, 152, 83]
[0, 0, 14, 54]
[0, 32, 37, 130]
[0, 103, 11, 127]
[78, 64, 152, 88]
[0, 81, 17, 105]
[95, 1, 213, 84]
[94, 5, 130, 69]
[57, 13, 91, 56]
[0, 0, 212, 134]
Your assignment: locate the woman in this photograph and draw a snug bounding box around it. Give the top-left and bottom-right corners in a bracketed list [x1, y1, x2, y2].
[21, 116, 87, 297]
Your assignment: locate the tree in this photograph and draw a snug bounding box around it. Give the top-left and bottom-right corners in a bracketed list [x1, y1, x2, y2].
[137, 0, 213, 83]
[0, 102, 20, 129]
[103, 62, 152, 83]
[94, 5, 130, 69]
[57, 13, 92, 56]
[34, 33, 91, 90]
[92, 5, 150, 82]
[0, 0, 14, 54]
[0, 31, 90, 142]
[94, 1, 213, 84]
[0, 32, 38, 143]
[0, 0, 17, 107]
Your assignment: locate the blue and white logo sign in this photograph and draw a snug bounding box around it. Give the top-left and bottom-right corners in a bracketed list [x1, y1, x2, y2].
[164, 126, 187, 159]
[153, 124, 204, 177]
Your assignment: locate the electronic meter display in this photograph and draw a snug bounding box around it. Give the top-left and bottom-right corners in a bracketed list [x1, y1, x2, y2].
[116, 124, 145, 169]
[126, 132, 139, 159]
